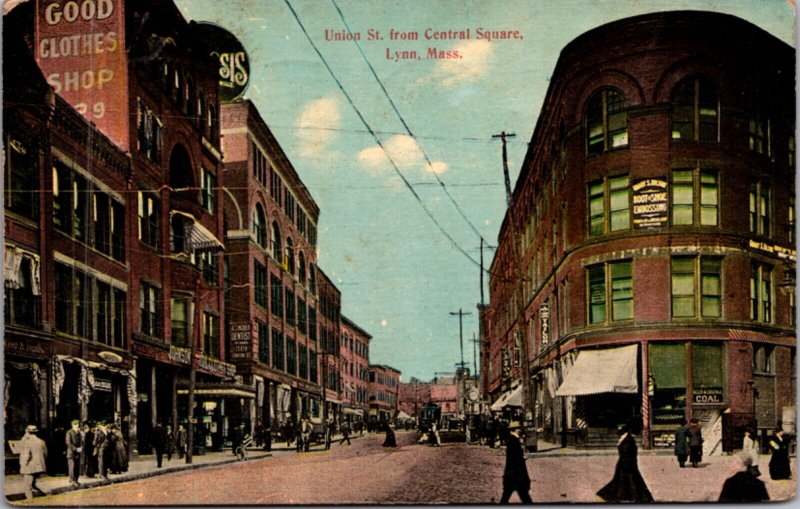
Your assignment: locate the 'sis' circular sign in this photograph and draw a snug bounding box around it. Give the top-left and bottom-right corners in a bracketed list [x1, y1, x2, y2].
[195, 22, 251, 103]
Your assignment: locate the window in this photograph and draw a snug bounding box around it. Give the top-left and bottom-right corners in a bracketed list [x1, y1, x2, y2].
[671, 169, 718, 226]
[298, 298, 307, 335]
[286, 288, 296, 327]
[588, 175, 630, 236]
[753, 344, 774, 374]
[200, 167, 216, 214]
[271, 222, 282, 260]
[272, 328, 284, 370]
[284, 189, 296, 222]
[309, 265, 317, 294]
[200, 251, 217, 284]
[671, 256, 722, 319]
[137, 98, 162, 162]
[171, 297, 190, 347]
[310, 350, 318, 383]
[203, 312, 219, 358]
[269, 168, 282, 205]
[270, 274, 283, 318]
[96, 282, 110, 344]
[748, 109, 772, 157]
[258, 321, 269, 364]
[309, 307, 317, 341]
[671, 78, 718, 142]
[54, 264, 89, 338]
[308, 224, 317, 247]
[789, 196, 795, 244]
[253, 205, 267, 248]
[750, 262, 772, 323]
[298, 252, 307, 285]
[286, 237, 295, 275]
[252, 140, 268, 187]
[138, 192, 159, 248]
[140, 281, 160, 337]
[254, 261, 268, 308]
[299, 344, 308, 379]
[286, 338, 297, 375]
[4, 134, 39, 219]
[586, 260, 632, 324]
[586, 89, 628, 154]
[749, 181, 772, 237]
[4, 254, 38, 327]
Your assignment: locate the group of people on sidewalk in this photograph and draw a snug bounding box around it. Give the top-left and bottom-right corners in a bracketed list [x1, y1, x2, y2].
[150, 420, 188, 467]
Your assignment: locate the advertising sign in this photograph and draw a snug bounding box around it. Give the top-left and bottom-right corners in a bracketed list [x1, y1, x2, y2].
[195, 22, 250, 103]
[540, 303, 550, 346]
[693, 387, 723, 404]
[230, 322, 252, 360]
[35, 0, 129, 150]
[632, 178, 669, 230]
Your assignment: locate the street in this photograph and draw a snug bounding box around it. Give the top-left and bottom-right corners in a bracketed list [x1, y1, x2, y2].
[20, 432, 796, 505]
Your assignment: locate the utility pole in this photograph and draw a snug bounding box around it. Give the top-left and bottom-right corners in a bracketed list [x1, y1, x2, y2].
[471, 332, 479, 380]
[449, 309, 471, 373]
[492, 130, 536, 449]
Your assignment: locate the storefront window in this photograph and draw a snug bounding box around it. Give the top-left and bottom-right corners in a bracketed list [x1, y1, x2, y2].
[692, 343, 724, 405]
[650, 343, 687, 426]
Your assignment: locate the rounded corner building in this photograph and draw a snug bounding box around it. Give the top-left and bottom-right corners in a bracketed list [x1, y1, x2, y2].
[485, 11, 796, 451]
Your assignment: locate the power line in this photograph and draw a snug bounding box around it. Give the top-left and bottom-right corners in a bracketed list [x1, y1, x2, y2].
[330, 0, 489, 245]
[283, 0, 483, 271]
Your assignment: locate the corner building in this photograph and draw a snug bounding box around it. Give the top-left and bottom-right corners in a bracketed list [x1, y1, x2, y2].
[486, 11, 795, 450]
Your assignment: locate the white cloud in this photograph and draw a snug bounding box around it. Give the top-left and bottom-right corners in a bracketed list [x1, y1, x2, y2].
[380, 319, 388, 327]
[432, 39, 493, 87]
[356, 135, 448, 176]
[295, 96, 341, 158]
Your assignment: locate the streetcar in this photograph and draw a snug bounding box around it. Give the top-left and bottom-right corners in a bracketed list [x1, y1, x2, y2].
[418, 403, 441, 433]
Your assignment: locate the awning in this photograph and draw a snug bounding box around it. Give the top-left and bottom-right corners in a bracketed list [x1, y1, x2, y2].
[490, 384, 523, 411]
[396, 410, 412, 420]
[170, 210, 224, 251]
[342, 408, 364, 416]
[555, 344, 638, 396]
[177, 388, 255, 398]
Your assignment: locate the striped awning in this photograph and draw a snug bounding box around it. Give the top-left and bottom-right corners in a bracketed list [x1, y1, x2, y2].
[490, 384, 523, 411]
[555, 344, 638, 396]
[170, 210, 223, 251]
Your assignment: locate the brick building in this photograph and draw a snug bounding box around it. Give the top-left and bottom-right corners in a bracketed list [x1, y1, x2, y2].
[398, 379, 432, 419]
[368, 365, 400, 424]
[485, 12, 795, 450]
[220, 99, 323, 437]
[339, 315, 371, 424]
[317, 268, 342, 423]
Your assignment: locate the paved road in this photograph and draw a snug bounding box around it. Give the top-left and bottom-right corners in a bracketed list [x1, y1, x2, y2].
[21, 432, 796, 505]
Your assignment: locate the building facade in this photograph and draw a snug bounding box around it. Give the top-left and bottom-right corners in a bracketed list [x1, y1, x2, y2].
[317, 268, 343, 424]
[485, 11, 795, 450]
[221, 99, 323, 438]
[368, 365, 401, 424]
[339, 315, 371, 424]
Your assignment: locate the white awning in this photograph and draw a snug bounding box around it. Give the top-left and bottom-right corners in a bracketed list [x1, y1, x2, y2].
[490, 384, 523, 411]
[170, 210, 223, 250]
[555, 344, 639, 396]
[342, 408, 364, 416]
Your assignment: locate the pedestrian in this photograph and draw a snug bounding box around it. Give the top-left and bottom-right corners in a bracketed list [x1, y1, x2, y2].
[339, 421, 352, 446]
[176, 424, 188, 459]
[718, 454, 770, 502]
[383, 423, 397, 447]
[263, 424, 272, 452]
[109, 423, 128, 473]
[284, 418, 295, 448]
[768, 428, 792, 480]
[673, 419, 689, 468]
[65, 419, 83, 486]
[300, 417, 312, 452]
[499, 420, 533, 504]
[465, 418, 472, 444]
[325, 418, 334, 450]
[19, 424, 48, 500]
[488, 417, 497, 448]
[152, 419, 167, 468]
[82, 421, 96, 478]
[254, 421, 265, 449]
[596, 424, 653, 503]
[430, 421, 441, 447]
[93, 422, 110, 480]
[165, 425, 175, 461]
[742, 428, 760, 476]
[687, 417, 703, 467]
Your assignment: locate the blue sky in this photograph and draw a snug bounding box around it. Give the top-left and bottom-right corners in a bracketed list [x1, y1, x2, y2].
[175, 0, 795, 381]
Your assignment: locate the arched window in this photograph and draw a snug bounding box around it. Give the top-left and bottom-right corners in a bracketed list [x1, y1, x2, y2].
[271, 221, 282, 260]
[671, 78, 718, 142]
[172, 67, 182, 103]
[286, 237, 295, 275]
[309, 264, 317, 295]
[197, 91, 205, 126]
[169, 144, 195, 201]
[253, 204, 267, 248]
[587, 88, 628, 154]
[298, 252, 307, 285]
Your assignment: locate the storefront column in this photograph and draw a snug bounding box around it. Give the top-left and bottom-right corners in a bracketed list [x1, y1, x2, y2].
[641, 341, 650, 449]
[150, 365, 158, 428]
[129, 360, 138, 458]
[171, 371, 178, 430]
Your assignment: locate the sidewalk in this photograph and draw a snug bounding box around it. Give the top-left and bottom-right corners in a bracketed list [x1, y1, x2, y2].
[4, 449, 271, 502]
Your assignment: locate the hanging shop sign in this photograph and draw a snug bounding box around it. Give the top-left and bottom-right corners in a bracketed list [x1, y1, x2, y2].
[35, 0, 130, 150]
[540, 303, 550, 346]
[693, 387, 723, 405]
[229, 323, 251, 360]
[94, 377, 112, 392]
[195, 22, 250, 103]
[632, 178, 669, 230]
[98, 350, 123, 364]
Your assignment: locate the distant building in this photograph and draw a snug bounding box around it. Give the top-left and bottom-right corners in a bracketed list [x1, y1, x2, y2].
[317, 268, 342, 422]
[368, 365, 401, 423]
[485, 11, 795, 450]
[340, 315, 371, 424]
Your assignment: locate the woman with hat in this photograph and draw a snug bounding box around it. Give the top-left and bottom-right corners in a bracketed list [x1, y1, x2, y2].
[596, 424, 653, 503]
[499, 420, 533, 503]
[18, 424, 48, 500]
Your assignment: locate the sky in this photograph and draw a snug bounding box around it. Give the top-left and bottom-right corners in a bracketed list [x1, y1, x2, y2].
[174, 0, 796, 382]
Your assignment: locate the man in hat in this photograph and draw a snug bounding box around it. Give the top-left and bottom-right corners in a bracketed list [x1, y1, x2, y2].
[19, 425, 48, 500]
[65, 419, 83, 486]
[499, 420, 533, 503]
[719, 454, 770, 502]
[93, 421, 110, 480]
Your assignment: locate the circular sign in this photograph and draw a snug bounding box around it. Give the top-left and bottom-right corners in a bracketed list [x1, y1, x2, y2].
[468, 387, 480, 401]
[195, 22, 251, 103]
[98, 351, 123, 364]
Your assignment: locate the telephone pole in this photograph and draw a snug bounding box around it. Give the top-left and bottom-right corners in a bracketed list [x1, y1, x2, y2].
[449, 309, 471, 373]
[492, 130, 536, 449]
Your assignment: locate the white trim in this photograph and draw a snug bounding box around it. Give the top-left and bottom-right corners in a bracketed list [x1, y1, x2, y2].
[53, 252, 128, 291]
[51, 148, 125, 202]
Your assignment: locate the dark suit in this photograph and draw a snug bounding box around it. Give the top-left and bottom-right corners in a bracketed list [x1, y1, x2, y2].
[93, 428, 109, 479]
[152, 424, 167, 467]
[718, 471, 770, 502]
[500, 431, 532, 503]
[65, 427, 83, 483]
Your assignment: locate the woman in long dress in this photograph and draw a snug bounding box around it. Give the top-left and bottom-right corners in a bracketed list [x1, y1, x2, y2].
[597, 424, 653, 503]
[768, 429, 792, 480]
[742, 428, 760, 476]
[108, 424, 128, 473]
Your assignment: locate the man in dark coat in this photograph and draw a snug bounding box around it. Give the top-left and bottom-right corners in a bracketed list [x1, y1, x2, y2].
[93, 422, 109, 480]
[674, 419, 689, 468]
[81, 421, 96, 478]
[687, 418, 703, 467]
[719, 455, 770, 502]
[597, 424, 653, 503]
[65, 419, 83, 486]
[499, 421, 532, 504]
[152, 420, 167, 468]
[768, 429, 792, 480]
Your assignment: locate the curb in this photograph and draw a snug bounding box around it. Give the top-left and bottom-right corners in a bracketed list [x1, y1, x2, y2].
[6, 452, 272, 502]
